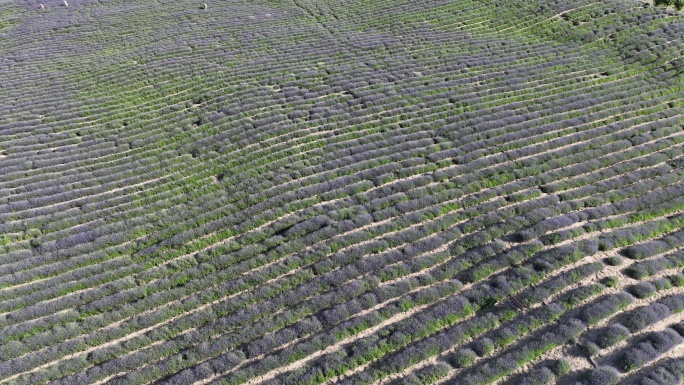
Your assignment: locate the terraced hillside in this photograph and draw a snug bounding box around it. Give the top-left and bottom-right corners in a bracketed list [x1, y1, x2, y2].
[1, 0, 684, 384]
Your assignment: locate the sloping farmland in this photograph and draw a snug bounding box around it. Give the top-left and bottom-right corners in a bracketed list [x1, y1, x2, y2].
[1, 0, 684, 384]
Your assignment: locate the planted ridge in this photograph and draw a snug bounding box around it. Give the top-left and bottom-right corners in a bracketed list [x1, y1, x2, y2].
[1, 0, 684, 384]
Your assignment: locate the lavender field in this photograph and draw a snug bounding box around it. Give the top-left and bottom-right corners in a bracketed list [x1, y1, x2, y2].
[1, 0, 684, 384]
